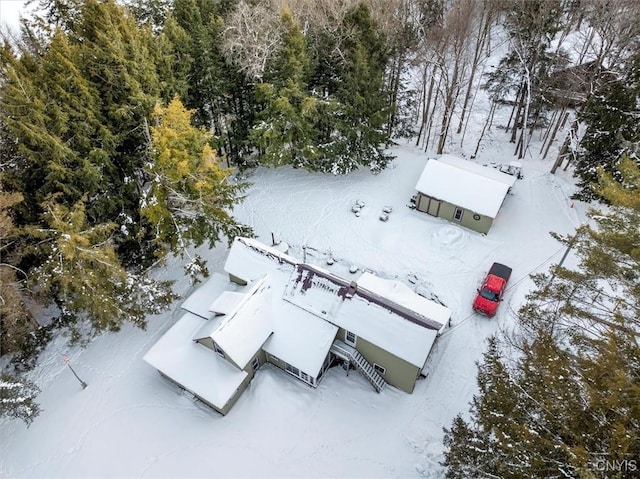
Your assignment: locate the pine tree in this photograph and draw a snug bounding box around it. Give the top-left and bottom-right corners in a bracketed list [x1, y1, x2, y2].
[0, 191, 37, 357]
[29, 197, 176, 333]
[171, 0, 252, 166]
[250, 8, 319, 169]
[331, 3, 393, 173]
[142, 96, 251, 271]
[574, 78, 639, 201]
[0, 32, 103, 224]
[0, 373, 40, 425]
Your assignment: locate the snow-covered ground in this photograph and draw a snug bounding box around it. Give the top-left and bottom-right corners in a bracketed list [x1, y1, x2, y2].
[0, 102, 589, 477]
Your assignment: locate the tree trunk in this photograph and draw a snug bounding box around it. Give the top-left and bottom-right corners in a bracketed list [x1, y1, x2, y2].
[437, 56, 462, 154]
[386, 52, 403, 137]
[551, 118, 578, 174]
[416, 63, 431, 146]
[424, 73, 442, 153]
[474, 100, 496, 158]
[540, 108, 559, 147]
[456, 3, 491, 135]
[543, 110, 569, 159]
[505, 83, 522, 133]
[510, 85, 526, 143]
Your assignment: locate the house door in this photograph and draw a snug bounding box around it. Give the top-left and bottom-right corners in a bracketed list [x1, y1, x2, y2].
[427, 197, 441, 216]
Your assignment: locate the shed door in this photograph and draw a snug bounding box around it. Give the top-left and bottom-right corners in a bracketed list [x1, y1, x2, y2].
[427, 197, 441, 216]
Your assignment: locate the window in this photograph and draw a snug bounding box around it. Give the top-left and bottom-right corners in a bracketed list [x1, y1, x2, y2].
[214, 343, 225, 358]
[252, 357, 260, 371]
[345, 330, 357, 347]
[453, 207, 464, 222]
[284, 362, 314, 386]
[285, 363, 300, 377]
[373, 363, 386, 375]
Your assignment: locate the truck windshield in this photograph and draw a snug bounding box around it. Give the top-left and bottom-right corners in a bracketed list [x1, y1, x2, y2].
[479, 287, 499, 301]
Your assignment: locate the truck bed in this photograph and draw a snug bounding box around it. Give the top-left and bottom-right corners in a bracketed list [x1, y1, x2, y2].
[488, 263, 512, 281]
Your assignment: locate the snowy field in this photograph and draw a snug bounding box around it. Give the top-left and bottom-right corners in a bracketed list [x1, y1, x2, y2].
[0, 103, 590, 478]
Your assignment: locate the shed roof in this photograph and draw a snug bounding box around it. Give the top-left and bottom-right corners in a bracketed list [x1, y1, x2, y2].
[415, 157, 511, 218]
[438, 155, 517, 188]
[143, 312, 248, 410]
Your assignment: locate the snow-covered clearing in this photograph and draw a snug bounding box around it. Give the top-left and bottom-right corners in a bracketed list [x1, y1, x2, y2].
[0, 104, 589, 477]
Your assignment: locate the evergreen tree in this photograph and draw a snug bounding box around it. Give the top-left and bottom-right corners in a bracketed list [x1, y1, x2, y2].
[574, 77, 639, 201]
[250, 9, 318, 169]
[29, 197, 176, 333]
[0, 33, 103, 225]
[0, 373, 40, 425]
[171, 0, 253, 166]
[142, 96, 251, 267]
[71, 0, 161, 261]
[0, 191, 37, 357]
[331, 3, 393, 173]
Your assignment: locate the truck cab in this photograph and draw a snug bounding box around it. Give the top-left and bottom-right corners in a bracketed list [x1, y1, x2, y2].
[472, 263, 512, 317]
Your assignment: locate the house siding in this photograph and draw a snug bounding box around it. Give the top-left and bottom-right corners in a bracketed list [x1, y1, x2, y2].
[416, 193, 493, 234]
[196, 337, 214, 351]
[228, 273, 247, 285]
[265, 353, 319, 387]
[336, 328, 420, 393]
[217, 373, 252, 415]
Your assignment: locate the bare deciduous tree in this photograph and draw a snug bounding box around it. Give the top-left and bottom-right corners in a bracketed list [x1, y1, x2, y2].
[221, 0, 284, 80]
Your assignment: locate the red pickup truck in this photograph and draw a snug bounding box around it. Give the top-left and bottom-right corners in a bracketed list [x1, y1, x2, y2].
[472, 263, 512, 317]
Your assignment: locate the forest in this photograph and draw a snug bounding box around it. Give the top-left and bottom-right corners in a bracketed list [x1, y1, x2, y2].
[0, 1, 639, 476]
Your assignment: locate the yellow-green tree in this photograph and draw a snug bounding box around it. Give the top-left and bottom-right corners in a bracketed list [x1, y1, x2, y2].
[30, 197, 176, 333]
[143, 96, 251, 274]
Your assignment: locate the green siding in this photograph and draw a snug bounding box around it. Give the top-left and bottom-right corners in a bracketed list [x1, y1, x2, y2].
[196, 337, 214, 351]
[228, 273, 247, 285]
[337, 328, 420, 393]
[266, 352, 284, 370]
[416, 193, 493, 234]
[217, 373, 252, 415]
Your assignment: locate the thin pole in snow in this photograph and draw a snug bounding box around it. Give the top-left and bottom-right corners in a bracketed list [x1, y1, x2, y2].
[62, 355, 88, 389]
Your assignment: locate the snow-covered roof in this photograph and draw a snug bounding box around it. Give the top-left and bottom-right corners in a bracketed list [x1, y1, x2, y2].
[262, 282, 339, 376]
[415, 158, 511, 218]
[284, 265, 445, 368]
[209, 291, 246, 316]
[224, 237, 297, 283]
[263, 272, 338, 377]
[438, 154, 517, 188]
[210, 277, 274, 369]
[356, 272, 451, 332]
[181, 273, 241, 320]
[143, 312, 248, 410]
